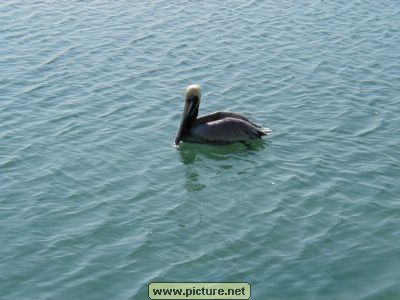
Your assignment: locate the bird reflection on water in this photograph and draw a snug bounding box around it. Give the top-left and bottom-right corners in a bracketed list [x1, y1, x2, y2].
[176, 141, 268, 192]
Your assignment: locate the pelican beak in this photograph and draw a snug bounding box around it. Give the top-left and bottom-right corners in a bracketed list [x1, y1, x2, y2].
[174, 101, 193, 145]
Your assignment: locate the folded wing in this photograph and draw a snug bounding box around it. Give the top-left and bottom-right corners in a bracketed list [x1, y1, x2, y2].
[190, 117, 267, 143]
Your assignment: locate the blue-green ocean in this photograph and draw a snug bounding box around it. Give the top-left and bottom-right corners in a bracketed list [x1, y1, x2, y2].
[1, 1, 400, 299]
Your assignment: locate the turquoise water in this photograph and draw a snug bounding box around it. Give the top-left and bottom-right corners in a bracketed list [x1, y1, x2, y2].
[1, 0, 400, 299]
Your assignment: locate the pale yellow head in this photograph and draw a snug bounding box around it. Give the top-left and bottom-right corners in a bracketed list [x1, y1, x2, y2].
[185, 84, 201, 102]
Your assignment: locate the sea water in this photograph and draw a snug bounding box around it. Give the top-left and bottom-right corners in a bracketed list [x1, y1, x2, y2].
[1, 1, 400, 299]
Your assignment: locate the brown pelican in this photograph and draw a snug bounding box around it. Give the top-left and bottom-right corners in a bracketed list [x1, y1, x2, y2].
[175, 84, 271, 145]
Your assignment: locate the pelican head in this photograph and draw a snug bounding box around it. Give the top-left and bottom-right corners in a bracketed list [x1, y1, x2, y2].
[185, 84, 201, 102]
[175, 84, 202, 145]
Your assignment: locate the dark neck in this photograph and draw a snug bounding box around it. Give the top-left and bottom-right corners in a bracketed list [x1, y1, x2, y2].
[185, 103, 199, 131]
[186, 107, 199, 130]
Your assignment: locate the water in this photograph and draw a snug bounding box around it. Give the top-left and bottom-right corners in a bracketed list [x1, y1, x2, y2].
[1, 0, 400, 299]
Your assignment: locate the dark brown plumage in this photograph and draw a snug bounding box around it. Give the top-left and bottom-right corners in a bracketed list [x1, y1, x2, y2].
[175, 85, 271, 145]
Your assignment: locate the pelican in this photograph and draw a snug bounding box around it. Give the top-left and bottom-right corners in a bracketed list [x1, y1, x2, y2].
[175, 84, 271, 145]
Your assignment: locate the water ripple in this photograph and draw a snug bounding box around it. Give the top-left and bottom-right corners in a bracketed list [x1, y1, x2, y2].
[1, 0, 400, 299]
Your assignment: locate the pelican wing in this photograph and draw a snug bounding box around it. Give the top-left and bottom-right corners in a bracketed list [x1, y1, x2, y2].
[195, 111, 264, 128]
[190, 117, 266, 143]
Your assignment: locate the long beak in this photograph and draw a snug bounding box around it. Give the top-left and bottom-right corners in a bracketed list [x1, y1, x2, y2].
[175, 101, 193, 145]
